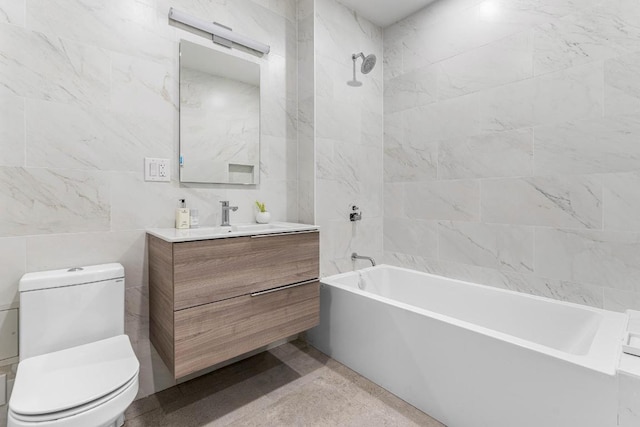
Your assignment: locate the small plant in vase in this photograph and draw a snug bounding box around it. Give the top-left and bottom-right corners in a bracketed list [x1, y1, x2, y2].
[255, 201, 271, 224]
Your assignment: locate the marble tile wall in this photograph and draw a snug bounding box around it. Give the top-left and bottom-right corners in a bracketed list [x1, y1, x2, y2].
[297, 0, 315, 225]
[0, 0, 299, 409]
[383, 0, 640, 312]
[314, 0, 384, 275]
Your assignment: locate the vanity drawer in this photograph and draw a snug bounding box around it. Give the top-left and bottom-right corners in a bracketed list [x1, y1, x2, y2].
[173, 231, 319, 310]
[173, 280, 319, 378]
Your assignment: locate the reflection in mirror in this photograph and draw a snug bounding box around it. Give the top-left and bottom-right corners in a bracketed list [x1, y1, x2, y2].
[179, 40, 260, 184]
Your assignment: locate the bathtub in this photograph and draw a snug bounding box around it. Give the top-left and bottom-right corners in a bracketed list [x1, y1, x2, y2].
[307, 265, 627, 427]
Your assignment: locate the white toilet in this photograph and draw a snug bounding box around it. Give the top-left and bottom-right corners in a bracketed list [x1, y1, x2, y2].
[8, 263, 140, 427]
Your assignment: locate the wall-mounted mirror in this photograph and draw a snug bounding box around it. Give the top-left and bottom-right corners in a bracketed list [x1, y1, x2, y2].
[179, 40, 260, 184]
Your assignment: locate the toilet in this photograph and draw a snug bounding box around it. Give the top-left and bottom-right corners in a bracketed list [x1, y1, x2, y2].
[8, 263, 140, 427]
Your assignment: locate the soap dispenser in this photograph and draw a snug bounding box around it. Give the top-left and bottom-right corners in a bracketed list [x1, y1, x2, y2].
[175, 199, 190, 229]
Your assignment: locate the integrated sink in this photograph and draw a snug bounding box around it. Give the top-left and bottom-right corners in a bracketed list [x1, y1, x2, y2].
[231, 223, 285, 233]
[147, 222, 318, 243]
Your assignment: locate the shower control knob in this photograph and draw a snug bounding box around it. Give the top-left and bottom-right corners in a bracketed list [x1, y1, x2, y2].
[350, 205, 362, 222]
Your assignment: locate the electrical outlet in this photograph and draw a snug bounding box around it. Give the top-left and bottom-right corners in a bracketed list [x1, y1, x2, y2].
[158, 161, 167, 178]
[144, 158, 170, 182]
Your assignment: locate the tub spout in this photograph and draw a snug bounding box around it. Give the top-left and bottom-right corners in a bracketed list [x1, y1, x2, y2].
[351, 252, 376, 267]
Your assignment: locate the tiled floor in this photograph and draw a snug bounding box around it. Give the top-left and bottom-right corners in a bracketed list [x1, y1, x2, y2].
[124, 340, 444, 426]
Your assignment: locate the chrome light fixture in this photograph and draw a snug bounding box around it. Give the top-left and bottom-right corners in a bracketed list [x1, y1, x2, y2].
[168, 8, 271, 55]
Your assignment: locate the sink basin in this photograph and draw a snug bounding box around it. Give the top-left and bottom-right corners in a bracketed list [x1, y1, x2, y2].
[178, 226, 234, 236]
[146, 222, 319, 243]
[180, 224, 288, 237]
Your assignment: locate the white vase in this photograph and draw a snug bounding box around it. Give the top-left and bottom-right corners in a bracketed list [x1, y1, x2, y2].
[256, 211, 271, 224]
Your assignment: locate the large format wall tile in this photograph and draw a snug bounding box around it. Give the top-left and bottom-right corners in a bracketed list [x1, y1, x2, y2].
[438, 128, 533, 179]
[384, 0, 640, 314]
[0, 0, 24, 25]
[436, 31, 533, 100]
[402, 4, 524, 73]
[323, 217, 383, 265]
[478, 0, 601, 29]
[0, 237, 25, 308]
[384, 183, 404, 218]
[26, 0, 174, 64]
[405, 180, 479, 221]
[110, 173, 178, 231]
[384, 125, 437, 184]
[438, 221, 535, 273]
[315, 98, 360, 141]
[110, 52, 178, 120]
[0, 24, 110, 106]
[0, 167, 110, 237]
[534, 0, 640, 75]
[384, 65, 438, 113]
[605, 51, 640, 116]
[230, 1, 298, 58]
[261, 52, 298, 140]
[383, 38, 403, 81]
[479, 62, 603, 132]
[535, 114, 640, 175]
[535, 228, 640, 291]
[26, 99, 172, 171]
[0, 94, 24, 167]
[408, 92, 480, 141]
[481, 176, 602, 229]
[315, 0, 383, 276]
[604, 288, 640, 312]
[602, 172, 640, 233]
[384, 217, 438, 258]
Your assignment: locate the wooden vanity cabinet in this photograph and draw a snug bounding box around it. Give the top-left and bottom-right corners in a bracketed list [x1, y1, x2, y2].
[148, 231, 320, 379]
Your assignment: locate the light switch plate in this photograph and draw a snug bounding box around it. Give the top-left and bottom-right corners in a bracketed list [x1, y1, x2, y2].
[144, 158, 170, 182]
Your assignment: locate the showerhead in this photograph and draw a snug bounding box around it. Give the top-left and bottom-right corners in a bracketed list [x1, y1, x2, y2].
[361, 54, 377, 74]
[353, 52, 377, 74]
[348, 52, 376, 87]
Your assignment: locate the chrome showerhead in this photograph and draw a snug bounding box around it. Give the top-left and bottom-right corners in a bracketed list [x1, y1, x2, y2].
[361, 54, 377, 74]
[348, 52, 377, 87]
[353, 52, 377, 74]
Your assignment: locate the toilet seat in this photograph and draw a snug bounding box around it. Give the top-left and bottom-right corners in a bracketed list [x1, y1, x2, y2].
[9, 372, 138, 423]
[9, 335, 139, 425]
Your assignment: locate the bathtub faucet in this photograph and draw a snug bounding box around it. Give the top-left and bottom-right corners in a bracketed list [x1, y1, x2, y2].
[351, 252, 376, 267]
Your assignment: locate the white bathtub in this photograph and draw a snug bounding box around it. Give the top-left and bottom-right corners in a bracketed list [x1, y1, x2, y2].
[307, 265, 628, 427]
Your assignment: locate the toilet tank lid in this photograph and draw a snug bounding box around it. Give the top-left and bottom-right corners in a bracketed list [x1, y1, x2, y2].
[19, 263, 125, 292]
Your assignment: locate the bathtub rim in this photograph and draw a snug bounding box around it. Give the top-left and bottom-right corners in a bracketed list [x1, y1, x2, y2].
[320, 264, 627, 376]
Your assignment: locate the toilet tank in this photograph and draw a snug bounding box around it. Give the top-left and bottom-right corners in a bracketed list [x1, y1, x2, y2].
[18, 263, 125, 361]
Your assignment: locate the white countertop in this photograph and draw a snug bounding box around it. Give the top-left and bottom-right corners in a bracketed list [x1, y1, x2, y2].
[620, 310, 640, 380]
[147, 222, 319, 243]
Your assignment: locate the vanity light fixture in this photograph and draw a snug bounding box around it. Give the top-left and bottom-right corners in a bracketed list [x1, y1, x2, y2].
[169, 8, 271, 55]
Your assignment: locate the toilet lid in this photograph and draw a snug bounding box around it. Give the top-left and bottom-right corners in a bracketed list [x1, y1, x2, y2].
[10, 335, 139, 416]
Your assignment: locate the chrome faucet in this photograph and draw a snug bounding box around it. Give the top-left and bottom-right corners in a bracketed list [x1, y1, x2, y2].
[220, 201, 238, 226]
[350, 205, 362, 221]
[351, 252, 376, 267]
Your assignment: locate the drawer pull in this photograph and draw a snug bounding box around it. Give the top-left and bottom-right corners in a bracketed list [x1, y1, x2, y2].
[250, 279, 317, 297]
[250, 230, 318, 238]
